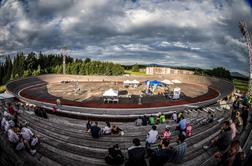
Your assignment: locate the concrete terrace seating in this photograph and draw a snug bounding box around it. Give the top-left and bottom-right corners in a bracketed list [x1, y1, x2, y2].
[8, 106, 230, 166]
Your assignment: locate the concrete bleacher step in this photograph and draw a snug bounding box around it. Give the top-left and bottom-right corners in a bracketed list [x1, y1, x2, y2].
[21, 111, 177, 133]
[38, 143, 107, 166]
[28, 121, 225, 166]
[38, 154, 62, 166]
[21, 111, 186, 136]
[16, 105, 229, 166]
[20, 111, 220, 147]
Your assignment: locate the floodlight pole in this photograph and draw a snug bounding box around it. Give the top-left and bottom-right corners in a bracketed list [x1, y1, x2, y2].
[239, 20, 252, 96]
[63, 55, 66, 75]
[62, 47, 67, 75]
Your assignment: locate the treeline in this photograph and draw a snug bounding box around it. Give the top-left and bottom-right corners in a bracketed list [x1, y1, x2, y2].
[0, 52, 124, 85]
[193, 67, 232, 80]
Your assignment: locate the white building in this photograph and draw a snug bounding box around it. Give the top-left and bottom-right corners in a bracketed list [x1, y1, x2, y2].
[146, 67, 194, 75]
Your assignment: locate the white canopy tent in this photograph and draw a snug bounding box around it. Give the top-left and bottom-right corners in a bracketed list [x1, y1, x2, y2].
[0, 93, 15, 100]
[103, 89, 119, 97]
[161, 79, 174, 85]
[131, 80, 140, 84]
[171, 79, 182, 84]
[123, 80, 132, 84]
[131, 80, 140, 88]
[173, 87, 181, 99]
[123, 80, 131, 87]
[103, 89, 119, 103]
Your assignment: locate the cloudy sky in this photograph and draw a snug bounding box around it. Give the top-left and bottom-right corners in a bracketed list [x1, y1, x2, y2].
[0, 0, 252, 75]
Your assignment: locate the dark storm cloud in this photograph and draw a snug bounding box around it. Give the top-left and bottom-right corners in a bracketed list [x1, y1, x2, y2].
[0, 0, 251, 75]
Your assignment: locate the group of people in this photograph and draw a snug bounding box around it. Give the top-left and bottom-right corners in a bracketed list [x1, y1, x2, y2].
[86, 121, 124, 138]
[135, 113, 166, 126]
[231, 95, 250, 134]
[105, 126, 187, 166]
[105, 111, 189, 166]
[202, 93, 252, 166]
[0, 103, 40, 155]
[104, 92, 252, 166]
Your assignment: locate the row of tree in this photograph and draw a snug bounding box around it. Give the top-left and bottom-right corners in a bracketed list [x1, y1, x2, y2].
[0, 52, 124, 85]
[193, 67, 232, 80]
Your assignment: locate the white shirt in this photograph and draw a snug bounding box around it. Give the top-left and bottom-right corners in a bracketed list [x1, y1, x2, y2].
[146, 129, 158, 144]
[172, 113, 177, 121]
[8, 129, 19, 144]
[135, 118, 143, 126]
[21, 127, 33, 141]
[4, 121, 10, 132]
[103, 126, 111, 134]
[1, 117, 6, 129]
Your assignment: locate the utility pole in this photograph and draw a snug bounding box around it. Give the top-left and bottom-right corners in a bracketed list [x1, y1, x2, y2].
[239, 20, 252, 96]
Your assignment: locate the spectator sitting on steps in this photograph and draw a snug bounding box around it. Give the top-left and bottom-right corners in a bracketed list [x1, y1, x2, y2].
[207, 112, 214, 123]
[214, 140, 244, 166]
[149, 115, 155, 125]
[141, 115, 148, 126]
[86, 120, 92, 133]
[135, 116, 143, 126]
[159, 113, 166, 123]
[171, 112, 177, 122]
[105, 144, 124, 165]
[146, 125, 158, 148]
[90, 121, 101, 138]
[234, 111, 243, 134]
[203, 120, 232, 153]
[20, 122, 38, 155]
[149, 139, 175, 166]
[160, 125, 172, 141]
[172, 133, 187, 163]
[102, 122, 112, 135]
[111, 125, 124, 136]
[125, 138, 146, 166]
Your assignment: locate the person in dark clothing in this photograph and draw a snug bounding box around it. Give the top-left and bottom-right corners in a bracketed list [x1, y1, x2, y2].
[207, 112, 214, 123]
[141, 115, 147, 126]
[172, 133, 187, 163]
[149, 139, 175, 166]
[125, 138, 146, 166]
[90, 122, 101, 138]
[86, 120, 92, 132]
[105, 144, 124, 165]
[203, 121, 232, 152]
[41, 108, 48, 119]
[241, 106, 249, 130]
[215, 140, 244, 166]
[232, 99, 240, 110]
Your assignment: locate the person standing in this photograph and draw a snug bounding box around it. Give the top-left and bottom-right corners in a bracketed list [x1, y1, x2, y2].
[234, 112, 243, 134]
[241, 106, 249, 131]
[178, 116, 187, 134]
